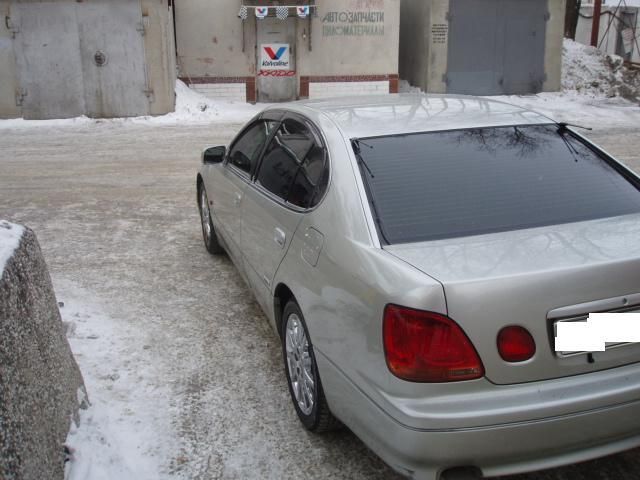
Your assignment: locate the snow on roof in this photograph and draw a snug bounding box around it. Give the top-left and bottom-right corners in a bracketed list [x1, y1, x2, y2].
[0, 221, 24, 277]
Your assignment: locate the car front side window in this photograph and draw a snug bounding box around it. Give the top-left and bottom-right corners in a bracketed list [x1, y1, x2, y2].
[227, 121, 277, 176]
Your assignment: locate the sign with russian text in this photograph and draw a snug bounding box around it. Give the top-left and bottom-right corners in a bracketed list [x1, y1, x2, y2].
[322, 10, 385, 36]
[260, 44, 290, 71]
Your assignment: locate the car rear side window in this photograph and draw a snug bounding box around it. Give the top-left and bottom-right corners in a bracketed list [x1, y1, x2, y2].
[256, 118, 328, 209]
[228, 120, 277, 176]
[355, 125, 640, 244]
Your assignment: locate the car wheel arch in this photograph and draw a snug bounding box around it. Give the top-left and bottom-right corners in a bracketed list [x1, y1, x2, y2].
[196, 174, 204, 201]
[274, 283, 296, 338]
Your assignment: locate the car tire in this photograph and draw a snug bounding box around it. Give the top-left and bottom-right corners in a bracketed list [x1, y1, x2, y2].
[282, 300, 341, 432]
[198, 185, 224, 255]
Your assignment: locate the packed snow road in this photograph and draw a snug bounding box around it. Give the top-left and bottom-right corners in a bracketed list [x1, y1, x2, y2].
[1, 121, 639, 480]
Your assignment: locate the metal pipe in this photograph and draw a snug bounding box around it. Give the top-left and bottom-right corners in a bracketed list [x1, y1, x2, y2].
[591, 0, 602, 46]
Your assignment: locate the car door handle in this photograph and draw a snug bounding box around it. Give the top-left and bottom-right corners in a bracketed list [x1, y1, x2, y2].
[233, 192, 242, 206]
[274, 227, 286, 248]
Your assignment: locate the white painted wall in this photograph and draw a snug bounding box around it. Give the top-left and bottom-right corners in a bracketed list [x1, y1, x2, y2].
[191, 83, 246, 102]
[309, 81, 389, 98]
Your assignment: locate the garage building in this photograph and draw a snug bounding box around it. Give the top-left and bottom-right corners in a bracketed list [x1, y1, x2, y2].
[0, 0, 176, 120]
[400, 0, 565, 95]
[175, 0, 401, 102]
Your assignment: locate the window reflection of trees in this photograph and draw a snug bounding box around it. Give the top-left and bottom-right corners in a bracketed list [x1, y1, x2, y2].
[451, 126, 551, 159]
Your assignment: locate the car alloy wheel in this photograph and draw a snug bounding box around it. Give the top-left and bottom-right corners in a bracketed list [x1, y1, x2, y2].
[200, 188, 212, 244]
[198, 185, 223, 254]
[285, 312, 315, 415]
[281, 300, 340, 432]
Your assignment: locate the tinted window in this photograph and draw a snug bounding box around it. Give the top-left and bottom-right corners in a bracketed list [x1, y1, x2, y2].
[356, 125, 640, 244]
[256, 119, 328, 208]
[228, 121, 276, 175]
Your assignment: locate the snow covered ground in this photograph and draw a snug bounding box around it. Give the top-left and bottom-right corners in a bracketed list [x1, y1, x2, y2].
[1, 38, 639, 480]
[62, 283, 174, 480]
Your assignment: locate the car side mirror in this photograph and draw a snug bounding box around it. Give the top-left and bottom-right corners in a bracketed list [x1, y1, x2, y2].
[202, 146, 226, 164]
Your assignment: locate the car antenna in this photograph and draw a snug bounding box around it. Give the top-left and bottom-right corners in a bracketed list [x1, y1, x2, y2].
[557, 122, 593, 131]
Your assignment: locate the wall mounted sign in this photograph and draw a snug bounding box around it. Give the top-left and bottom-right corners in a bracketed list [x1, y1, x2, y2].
[432, 23, 448, 45]
[260, 44, 290, 70]
[321, 10, 385, 36]
[238, 4, 317, 21]
[255, 6, 268, 19]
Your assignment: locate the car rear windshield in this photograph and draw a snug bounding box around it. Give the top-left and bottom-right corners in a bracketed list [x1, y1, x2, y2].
[354, 125, 640, 244]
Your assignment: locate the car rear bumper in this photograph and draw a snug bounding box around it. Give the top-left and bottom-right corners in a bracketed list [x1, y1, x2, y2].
[316, 352, 640, 480]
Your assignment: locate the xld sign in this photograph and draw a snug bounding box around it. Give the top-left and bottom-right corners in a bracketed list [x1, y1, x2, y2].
[260, 44, 290, 70]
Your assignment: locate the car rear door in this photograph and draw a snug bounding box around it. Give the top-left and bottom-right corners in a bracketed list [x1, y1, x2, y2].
[241, 114, 329, 311]
[206, 119, 277, 265]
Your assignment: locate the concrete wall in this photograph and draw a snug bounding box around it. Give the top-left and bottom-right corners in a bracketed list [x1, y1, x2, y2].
[0, 1, 20, 118]
[544, 0, 565, 91]
[0, 222, 86, 480]
[298, 0, 400, 76]
[399, 0, 431, 91]
[142, 0, 177, 116]
[175, 0, 400, 101]
[175, 0, 255, 78]
[399, 0, 564, 94]
[0, 0, 175, 119]
[426, 0, 449, 94]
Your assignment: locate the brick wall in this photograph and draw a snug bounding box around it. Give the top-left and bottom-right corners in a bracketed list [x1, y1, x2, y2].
[309, 81, 390, 99]
[190, 83, 247, 102]
[300, 74, 399, 100]
[179, 76, 256, 103]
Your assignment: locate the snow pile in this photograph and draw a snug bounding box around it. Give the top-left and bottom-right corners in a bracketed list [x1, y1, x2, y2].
[0, 80, 261, 129]
[0, 220, 24, 276]
[398, 79, 421, 93]
[131, 80, 261, 126]
[563, 38, 640, 101]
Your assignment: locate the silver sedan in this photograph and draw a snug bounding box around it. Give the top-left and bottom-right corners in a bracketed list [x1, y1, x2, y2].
[196, 95, 640, 480]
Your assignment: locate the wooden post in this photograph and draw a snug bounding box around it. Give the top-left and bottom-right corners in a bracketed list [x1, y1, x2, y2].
[591, 0, 602, 47]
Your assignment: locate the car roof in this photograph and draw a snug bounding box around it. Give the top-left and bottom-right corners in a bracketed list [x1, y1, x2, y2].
[269, 94, 553, 139]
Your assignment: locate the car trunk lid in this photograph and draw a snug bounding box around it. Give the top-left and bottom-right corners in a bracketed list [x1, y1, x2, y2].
[385, 214, 640, 385]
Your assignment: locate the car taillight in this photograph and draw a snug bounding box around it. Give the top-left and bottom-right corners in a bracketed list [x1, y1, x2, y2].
[497, 326, 536, 362]
[383, 305, 484, 382]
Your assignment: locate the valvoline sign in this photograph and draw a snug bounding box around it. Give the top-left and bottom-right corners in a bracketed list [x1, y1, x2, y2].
[260, 44, 290, 70]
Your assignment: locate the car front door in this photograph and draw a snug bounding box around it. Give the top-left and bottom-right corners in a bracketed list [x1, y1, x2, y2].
[241, 115, 329, 311]
[207, 119, 277, 265]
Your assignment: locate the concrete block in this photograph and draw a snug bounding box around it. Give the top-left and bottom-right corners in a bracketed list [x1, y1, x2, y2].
[0, 222, 86, 480]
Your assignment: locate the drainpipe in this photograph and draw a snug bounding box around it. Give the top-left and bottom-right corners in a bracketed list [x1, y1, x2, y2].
[590, 0, 602, 47]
